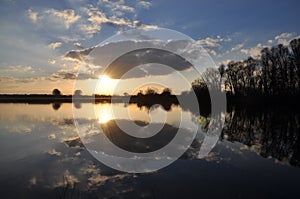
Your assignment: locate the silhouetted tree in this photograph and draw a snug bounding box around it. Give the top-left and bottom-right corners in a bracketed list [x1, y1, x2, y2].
[52, 89, 61, 96]
[145, 88, 157, 95]
[161, 88, 172, 96]
[74, 90, 82, 96]
[216, 38, 300, 97]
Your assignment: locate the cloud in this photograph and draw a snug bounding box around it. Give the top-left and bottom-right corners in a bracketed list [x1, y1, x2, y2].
[53, 170, 79, 188]
[137, 1, 152, 9]
[239, 33, 299, 58]
[98, 0, 135, 14]
[196, 35, 232, 48]
[231, 43, 244, 52]
[77, 5, 132, 37]
[133, 20, 158, 30]
[0, 76, 19, 83]
[27, 9, 38, 23]
[63, 39, 214, 80]
[274, 32, 295, 45]
[240, 43, 266, 57]
[48, 59, 56, 64]
[205, 49, 217, 56]
[49, 69, 98, 81]
[74, 42, 82, 48]
[78, 23, 101, 36]
[25, 2, 155, 42]
[44, 9, 81, 29]
[48, 42, 62, 50]
[7, 124, 32, 133]
[64, 47, 95, 61]
[102, 48, 192, 79]
[50, 70, 77, 80]
[195, 35, 232, 57]
[0, 65, 35, 75]
[47, 149, 62, 156]
[275, 32, 293, 41]
[48, 134, 56, 140]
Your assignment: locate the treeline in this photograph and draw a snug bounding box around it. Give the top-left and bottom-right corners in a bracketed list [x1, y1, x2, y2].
[192, 37, 300, 101]
[129, 87, 178, 110]
[220, 38, 300, 97]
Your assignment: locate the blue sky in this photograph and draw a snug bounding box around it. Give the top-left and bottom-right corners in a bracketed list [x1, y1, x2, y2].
[0, 0, 299, 94]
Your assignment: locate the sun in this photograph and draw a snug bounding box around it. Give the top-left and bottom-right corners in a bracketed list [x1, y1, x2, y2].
[99, 75, 111, 84]
[97, 75, 117, 95]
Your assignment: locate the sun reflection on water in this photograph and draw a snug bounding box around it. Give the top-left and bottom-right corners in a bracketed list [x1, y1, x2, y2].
[98, 112, 113, 124]
[97, 105, 114, 124]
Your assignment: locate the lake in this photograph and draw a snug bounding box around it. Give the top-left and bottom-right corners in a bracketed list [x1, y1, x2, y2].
[0, 103, 300, 198]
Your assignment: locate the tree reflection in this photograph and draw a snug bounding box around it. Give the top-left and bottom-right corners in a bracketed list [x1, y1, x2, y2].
[222, 108, 300, 167]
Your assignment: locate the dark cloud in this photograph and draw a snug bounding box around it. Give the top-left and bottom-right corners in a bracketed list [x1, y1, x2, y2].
[50, 71, 77, 80]
[103, 48, 192, 79]
[49, 70, 98, 80]
[64, 39, 198, 79]
[64, 47, 94, 61]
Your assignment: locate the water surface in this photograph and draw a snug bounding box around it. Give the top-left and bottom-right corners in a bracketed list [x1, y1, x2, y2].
[0, 103, 300, 198]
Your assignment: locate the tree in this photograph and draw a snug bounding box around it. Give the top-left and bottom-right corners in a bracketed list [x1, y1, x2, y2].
[290, 38, 300, 92]
[145, 87, 157, 95]
[74, 90, 82, 96]
[52, 89, 61, 96]
[161, 88, 172, 96]
[192, 77, 205, 93]
[217, 38, 300, 97]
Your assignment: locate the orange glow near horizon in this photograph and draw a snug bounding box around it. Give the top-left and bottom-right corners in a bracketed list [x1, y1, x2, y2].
[95, 75, 119, 96]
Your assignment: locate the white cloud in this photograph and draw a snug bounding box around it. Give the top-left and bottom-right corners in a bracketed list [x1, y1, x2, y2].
[44, 9, 81, 29]
[98, 0, 135, 14]
[27, 9, 38, 23]
[238, 33, 299, 59]
[231, 43, 244, 52]
[274, 32, 294, 45]
[48, 42, 62, 50]
[74, 42, 82, 48]
[78, 5, 133, 37]
[47, 149, 62, 156]
[275, 32, 293, 41]
[240, 43, 266, 57]
[25, 2, 155, 41]
[48, 59, 56, 64]
[137, 1, 152, 9]
[84, 6, 108, 24]
[78, 23, 101, 36]
[196, 35, 231, 48]
[206, 49, 217, 56]
[0, 65, 35, 74]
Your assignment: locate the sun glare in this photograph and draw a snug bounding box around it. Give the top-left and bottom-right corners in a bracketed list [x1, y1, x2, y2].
[98, 105, 114, 124]
[98, 113, 112, 124]
[97, 75, 118, 95]
[99, 75, 111, 85]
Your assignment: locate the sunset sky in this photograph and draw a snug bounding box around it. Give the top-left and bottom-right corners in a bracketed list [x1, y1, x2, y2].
[0, 0, 300, 95]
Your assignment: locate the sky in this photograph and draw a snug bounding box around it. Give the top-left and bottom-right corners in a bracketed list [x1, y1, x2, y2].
[0, 0, 300, 95]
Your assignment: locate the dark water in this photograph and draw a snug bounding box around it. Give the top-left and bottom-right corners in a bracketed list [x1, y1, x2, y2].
[0, 103, 300, 199]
